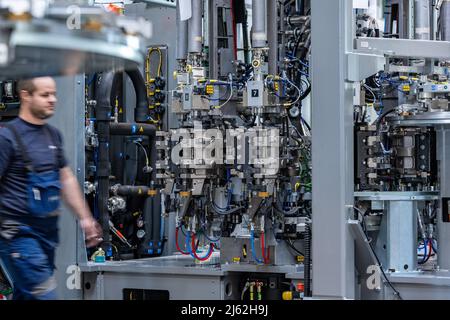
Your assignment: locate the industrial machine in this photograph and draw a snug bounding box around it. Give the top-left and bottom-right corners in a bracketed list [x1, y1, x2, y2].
[5, 0, 450, 301]
[78, 0, 312, 301]
[313, 0, 450, 300]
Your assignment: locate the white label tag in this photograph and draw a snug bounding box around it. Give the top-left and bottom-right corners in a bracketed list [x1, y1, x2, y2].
[32, 188, 41, 201]
[360, 41, 369, 48]
[353, 0, 369, 9]
[0, 43, 8, 66]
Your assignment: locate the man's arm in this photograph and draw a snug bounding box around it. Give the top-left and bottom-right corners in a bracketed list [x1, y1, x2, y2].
[60, 166, 102, 247]
[0, 132, 13, 179]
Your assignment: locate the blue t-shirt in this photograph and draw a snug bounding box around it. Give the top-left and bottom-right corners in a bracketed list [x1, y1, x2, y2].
[0, 118, 68, 220]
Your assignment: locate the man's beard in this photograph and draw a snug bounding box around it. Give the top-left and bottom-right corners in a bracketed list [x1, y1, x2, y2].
[30, 108, 53, 120]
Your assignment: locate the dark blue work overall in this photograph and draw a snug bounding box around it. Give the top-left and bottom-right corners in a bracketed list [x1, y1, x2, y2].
[0, 119, 65, 300]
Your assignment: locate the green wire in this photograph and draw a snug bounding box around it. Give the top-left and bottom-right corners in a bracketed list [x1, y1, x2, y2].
[0, 288, 12, 295]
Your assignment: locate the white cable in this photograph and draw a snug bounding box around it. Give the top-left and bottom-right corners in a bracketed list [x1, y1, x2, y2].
[241, 282, 250, 300]
[216, 81, 233, 109]
[379, 141, 392, 155]
[363, 84, 377, 102]
[283, 76, 302, 107]
[134, 141, 149, 166]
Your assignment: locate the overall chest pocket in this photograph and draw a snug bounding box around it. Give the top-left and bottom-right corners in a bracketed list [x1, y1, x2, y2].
[27, 171, 61, 217]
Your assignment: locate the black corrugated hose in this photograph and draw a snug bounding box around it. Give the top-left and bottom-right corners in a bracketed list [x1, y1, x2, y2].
[304, 224, 312, 297]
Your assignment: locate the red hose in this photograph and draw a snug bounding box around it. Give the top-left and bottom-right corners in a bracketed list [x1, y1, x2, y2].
[428, 240, 433, 259]
[191, 233, 214, 262]
[175, 227, 189, 255]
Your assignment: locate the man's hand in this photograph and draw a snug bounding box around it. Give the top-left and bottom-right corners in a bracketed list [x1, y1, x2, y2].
[80, 217, 103, 248]
[60, 167, 103, 248]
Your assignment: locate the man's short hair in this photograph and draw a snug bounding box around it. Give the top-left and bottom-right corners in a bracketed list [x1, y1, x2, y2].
[17, 79, 37, 95]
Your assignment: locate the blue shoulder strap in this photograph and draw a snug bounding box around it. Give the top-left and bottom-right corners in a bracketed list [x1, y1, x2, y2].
[3, 123, 34, 173]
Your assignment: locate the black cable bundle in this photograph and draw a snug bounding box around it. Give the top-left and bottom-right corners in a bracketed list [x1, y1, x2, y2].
[304, 224, 311, 297]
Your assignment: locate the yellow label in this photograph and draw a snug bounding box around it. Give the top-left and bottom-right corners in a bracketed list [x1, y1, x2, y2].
[402, 85, 410, 92]
[180, 191, 191, 198]
[83, 20, 103, 32]
[258, 192, 270, 198]
[148, 189, 157, 197]
[7, 12, 32, 21]
[206, 85, 214, 95]
[297, 256, 305, 263]
[282, 291, 293, 301]
[232, 257, 241, 263]
[139, 127, 144, 133]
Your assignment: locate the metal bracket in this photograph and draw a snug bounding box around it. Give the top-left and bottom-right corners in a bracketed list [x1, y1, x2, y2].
[346, 52, 385, 82]
[133, 0, 176, 7]
[348, 219, 380, 274]
[356, 37, 450, 60]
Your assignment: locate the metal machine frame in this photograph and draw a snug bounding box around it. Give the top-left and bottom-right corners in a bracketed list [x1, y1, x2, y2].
[312, 0, 450, 300]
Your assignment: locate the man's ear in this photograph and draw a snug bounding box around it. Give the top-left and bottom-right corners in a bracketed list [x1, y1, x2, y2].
[19, 90, 31, 101]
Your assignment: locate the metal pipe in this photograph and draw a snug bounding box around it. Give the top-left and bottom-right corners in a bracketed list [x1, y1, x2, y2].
[108, 121, 160, 257]
[149, 138, 159, 252]
[176, 0, 188, 60]
[124, 69, 149, 123]
[127, 73, 160, 250]
[188, 0, 203, 54]
[267, 0, 277, 74]
[284, 28, 310, 37]
[441, 0, 450, 41]
[252, 0, 267, 48]
[414, 0, 431, 39]
[280, 1, 286, 65]
[96, 70, 159, 256]
[112, 185, 153, 197]
[295, 0, 304, 14]
[109, 123, 157, 137]
[242, 10, 251, 64]
[285, 15, 309, 27]
[95, 71, 121, 251]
